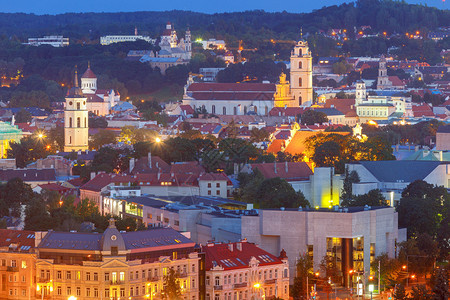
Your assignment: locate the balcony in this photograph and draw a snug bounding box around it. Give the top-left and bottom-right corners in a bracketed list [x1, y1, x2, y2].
[37, 277, 50, 283]
[264, 279, 276, 284]
[148, 276, 159, 282]
[110, 280, 125, 285]
[214, 285, 223, 290]
[7, 266, 19, 272]
[233, 282, 248, 288]
[179, 272, 188, 278]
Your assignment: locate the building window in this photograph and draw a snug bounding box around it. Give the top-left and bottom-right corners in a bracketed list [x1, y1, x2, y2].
[69, 117, 72, 127]
[57, 271, 62, 279]
[216, 183, 220, 188]
[11, 260, 16, 267]
[104, 273, 109, 281]
[94, 288, 98, 297]
[57, 286, 62, 295]
[298, 77, 302, 87]
[111, 246, 118, 256]
[212, 105, 216, 114]
[215, 276, 220, 286]
[67, 287, 71, 296]
[77, 102, 80, 110]
[86, 272, 91, 281]
[120, 272, 125, 282]
[233, 107, 237, 115]
[76, 271, 81, 280]
[206, 276, 210, 286]
[94, 272, 98, 281]
[66, 271, 71, 280]
[76, 287, 81, 296]
[105, 289, 110, 298]
[208, 190, 211, 195]
[216, 190, 220, 195]
[21, 261, 26, 269]
[86, 288, 91, 297]
[223, 107, 226, 115]
[299, 61, 302, 69]
[207, 183, 212, 188]
[120, 288, 125, 297]
[77, 117, 81, 128]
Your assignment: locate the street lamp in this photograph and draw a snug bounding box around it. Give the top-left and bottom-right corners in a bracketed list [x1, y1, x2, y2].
[369, 284, 374, 300]
[348, 269, 354, 289]
[155, 137, 161, 143]
[68, 296, 77, 300]
[253, 283, 265, 299]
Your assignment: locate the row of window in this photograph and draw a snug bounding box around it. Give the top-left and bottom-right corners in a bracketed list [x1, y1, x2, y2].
[207, 268, 285, 286]
[194, 105, 270, 116]
[68, 117, 87, 128]
[1, 259, 26, 268]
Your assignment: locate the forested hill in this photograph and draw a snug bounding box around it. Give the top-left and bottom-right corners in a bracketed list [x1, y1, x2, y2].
[0, 0, 448, 41]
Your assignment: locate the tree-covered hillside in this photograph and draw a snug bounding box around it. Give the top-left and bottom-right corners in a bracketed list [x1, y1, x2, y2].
[0, 0, 448, 44]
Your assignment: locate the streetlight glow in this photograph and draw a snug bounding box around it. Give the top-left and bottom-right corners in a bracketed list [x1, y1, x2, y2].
[155, 137, 161, 143]
[253, 283, 260, 288]
[68, 296, 77, 300]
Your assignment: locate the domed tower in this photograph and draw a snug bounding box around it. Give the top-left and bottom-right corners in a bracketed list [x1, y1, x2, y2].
[101, 218, 126, 256]
[355, 80, 366, 106]
[377, 55, 390, 90]
[64, 66, 89, 152]
[81, 62, 97, 94]
[290, 39, 313, 106]
[185, 27, 192, 53]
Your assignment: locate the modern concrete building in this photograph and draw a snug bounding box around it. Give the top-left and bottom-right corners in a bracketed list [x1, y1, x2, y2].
[241, 206, 405, 286]
[27, 36, 69, 47]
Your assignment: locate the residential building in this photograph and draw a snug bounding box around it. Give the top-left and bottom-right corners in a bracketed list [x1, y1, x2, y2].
[35, 220, 201, 300]
[100, 28, 156, 45]
[202, 241, 290, 300]
[0, 229, 37, 300]
[436, 125, 450, 151]
[200, 39, 226, 50]
[347, 160, 450, 205]
[199, 68, 226, 82]
[27, 36, 69, 47]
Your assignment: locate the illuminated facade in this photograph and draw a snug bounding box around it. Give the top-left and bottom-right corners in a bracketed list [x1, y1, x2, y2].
[35, 219, 201, 300]
[0, 121, 24, 158]
[64, 68, 89, 152]
[290, 40, 313, 106]
[202, 241, 290, 300]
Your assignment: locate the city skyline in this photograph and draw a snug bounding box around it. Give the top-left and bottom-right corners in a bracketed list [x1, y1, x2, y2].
[0, 0, 446, 14]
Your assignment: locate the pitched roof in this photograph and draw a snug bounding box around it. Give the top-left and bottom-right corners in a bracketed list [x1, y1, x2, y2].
[202, 241, 284, 271]
[251, 161, 313, 181]
[268, 107, 306, 117]
[313, 107, 345, 116]
[388, 76, 405, 87]
[282, 131, 350, 155]
[0, 229, 36, 252]
[80, 173, 114, 192]
[190, 92, 273, 101]
[357, 161, 444, 182]
[81, 67, 96, 79]
[188, 83, 276, 92]
[131, 156, 171, 174]
[412, 104, 434, 118]
[0, 169, 56, 182]
[86, 94, 104, 103]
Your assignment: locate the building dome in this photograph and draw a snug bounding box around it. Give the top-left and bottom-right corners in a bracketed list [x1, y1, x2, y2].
[100, 218, 126, 253]
[81, 64, 97, 79]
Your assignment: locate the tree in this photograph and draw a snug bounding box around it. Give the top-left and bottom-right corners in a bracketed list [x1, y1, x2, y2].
[319, 255, 340, 284]
[393, 284, 408, 300]
[258, 177, 310, 209]
[292, 253, 313, 300]
[344, 189, 388, 207]
[14, 108, 32, 123]
[162, 268, 182, 300]
[0, 178, 35, 217]
[431, 269, 449, 300]
[24, 197, 53, 231]
[397, 180, 449, 239]
[312, 140, 342, 169]
[340, 169, 360, 206]
[410, 285, 432, 300]
[300, 110, 328, 125]
[91, 129, 117, 150]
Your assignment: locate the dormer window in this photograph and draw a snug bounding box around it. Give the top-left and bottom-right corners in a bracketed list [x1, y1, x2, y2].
[111, 246, 118, 256]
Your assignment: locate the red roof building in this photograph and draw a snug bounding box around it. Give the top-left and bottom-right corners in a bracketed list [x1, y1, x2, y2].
[202, 240, 290, 300]
[412, 104, 435, 118]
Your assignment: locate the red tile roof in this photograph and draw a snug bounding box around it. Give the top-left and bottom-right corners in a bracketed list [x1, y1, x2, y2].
[170, 162, 205, 174]
[412, 104, 434, 118]
[269, 107, 306, 117]
[388, 76, 405, 87]
[180, 105, 195, 114]
[202, 241, 285, 271]
[80, 173, 113, 192]
[131, 156, 171, 174]
[190, 92, 273, 101]
[86, 94, 104, 103]
[267, 139, 285, 153]
[251, 161, 313, 181]
[0, 229, 35, 252]
[324, 98, 356, 116]
[199, 173, 232, 184]
[283, 131, 350, 155]
[188, 83, 276, 92]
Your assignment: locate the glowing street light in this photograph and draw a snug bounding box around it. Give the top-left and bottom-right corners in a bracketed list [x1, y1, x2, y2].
[68, 296, 77, 300]
[253, 283, 261, 289]
[155, 137, 161, 143]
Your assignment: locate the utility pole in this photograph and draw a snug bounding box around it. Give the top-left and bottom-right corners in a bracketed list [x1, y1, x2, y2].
[378, 260, 381, 294]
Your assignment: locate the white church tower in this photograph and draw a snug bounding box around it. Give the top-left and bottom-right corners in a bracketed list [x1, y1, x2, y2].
[64, 67, 89, 152]
[377, 55, 391, 90]
[290, 38, 313, 106]
[81, 62, 97, 94]
[355, 80, 366, 106]
[185, 28, 192, 59]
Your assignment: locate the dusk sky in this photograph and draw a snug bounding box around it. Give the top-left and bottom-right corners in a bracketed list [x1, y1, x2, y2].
[1, 0, 446, 14]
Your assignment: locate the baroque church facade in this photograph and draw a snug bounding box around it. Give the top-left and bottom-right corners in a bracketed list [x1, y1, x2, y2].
[182, 39, 313, 115]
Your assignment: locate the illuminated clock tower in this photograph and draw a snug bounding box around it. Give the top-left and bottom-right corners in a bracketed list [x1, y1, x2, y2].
[290, 39, 313, 106]
[64, 67, 89, 152]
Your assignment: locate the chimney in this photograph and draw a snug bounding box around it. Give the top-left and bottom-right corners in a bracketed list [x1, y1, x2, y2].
[285, 161, 288, 173]
[236, 242, 242, 251]
[228, 243, 233, 252]
[90, 172, 96, 180]
[148, 152, 152, 169]
[129, 158, 135, 173]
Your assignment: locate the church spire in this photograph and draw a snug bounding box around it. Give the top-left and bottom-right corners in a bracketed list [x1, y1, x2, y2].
[74, 65, 79, 88]
[300, 27, 303, 41]
[87, 61, 91, 69]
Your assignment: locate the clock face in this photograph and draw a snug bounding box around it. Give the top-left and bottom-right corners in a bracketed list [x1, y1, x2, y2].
[111, 235, 117, 241]
[69, 101, 73, 106]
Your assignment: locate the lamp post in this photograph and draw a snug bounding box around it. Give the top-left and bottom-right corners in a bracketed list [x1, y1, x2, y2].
[369, 284, 374, 300]
[253, 283, 265, 300]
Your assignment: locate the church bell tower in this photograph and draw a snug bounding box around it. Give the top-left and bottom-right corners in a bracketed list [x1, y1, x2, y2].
[64, 66, 89, 152]
[290, 38, 313, 106]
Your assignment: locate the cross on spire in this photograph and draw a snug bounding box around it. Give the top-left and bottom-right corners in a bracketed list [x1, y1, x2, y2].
[74, 65, 78, 88]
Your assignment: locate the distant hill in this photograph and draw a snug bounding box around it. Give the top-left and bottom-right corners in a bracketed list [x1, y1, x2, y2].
[0, 0, 448, 42]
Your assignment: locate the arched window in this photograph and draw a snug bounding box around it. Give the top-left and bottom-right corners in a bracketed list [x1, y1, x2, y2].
[298, 77, 302, 87]
[298, 61, 302, 69]
[223, 107, 226, 115]
[233, 107, 237, 115]
[254, 106, 257, 114]
[77, 117, 81, 128]
[211, 105, 216, 114]
[69, 136, 72, 144]
[299, 96, 302, 106]
[244, 106, 247, 115]
[77, 102, 80, 110]
[69, 117, 72, 128]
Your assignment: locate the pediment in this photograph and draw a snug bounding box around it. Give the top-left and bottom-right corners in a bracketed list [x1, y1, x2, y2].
[101, 259, 129, 268]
